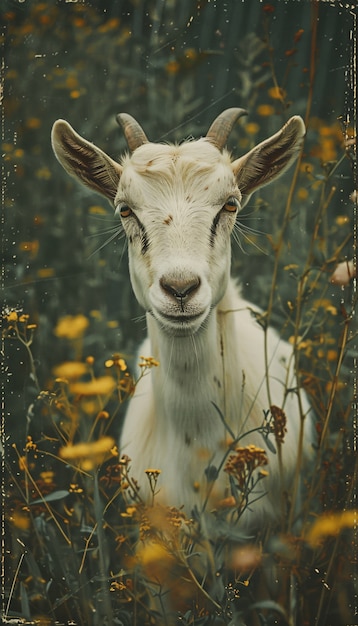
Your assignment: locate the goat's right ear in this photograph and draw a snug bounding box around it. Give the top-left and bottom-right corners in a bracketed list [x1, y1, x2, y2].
[232, 116, 305, 201]
[51, 120, 122, 202]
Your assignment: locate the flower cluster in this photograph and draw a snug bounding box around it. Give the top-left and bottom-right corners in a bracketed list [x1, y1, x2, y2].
[270, 405, 287, 445]
[224, 445, 269, 490]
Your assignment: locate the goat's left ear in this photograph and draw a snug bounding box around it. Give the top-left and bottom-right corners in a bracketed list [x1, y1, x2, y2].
[232, 116, 305, 201]
[51, 120, 122, 202]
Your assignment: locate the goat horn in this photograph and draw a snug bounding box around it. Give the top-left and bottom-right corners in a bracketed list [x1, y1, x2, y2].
[206, 108, 248, 150]
[116, 113, 149, 152]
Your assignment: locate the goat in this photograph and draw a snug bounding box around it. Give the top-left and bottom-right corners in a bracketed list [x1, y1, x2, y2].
[51, 108, 313, 529]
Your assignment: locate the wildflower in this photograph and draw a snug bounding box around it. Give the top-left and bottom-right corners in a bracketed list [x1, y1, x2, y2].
[37, 267, 55, 278]
[145, 468, 162, 496]
[270, 405, 287, 444]
[139, 355, 160, 368]
[105, 354, 127, 371]
[335, 215, 349, 226]
[70, 376, 116, 396]
[54, 314, 89, 340]
[118, 372, 135, 396]
[268, 86, 286, 101]
[136, 540, 176, 584]
[297, 187, 309, 201]
[26, 117, 42, 129]
[224, 445, 268, 490]
[60, 436, 115, 468]
[166, 59, 180, 75]
[18, 314, 29, 323]
[107, 320, 119, 328]
[69, 483, 83, 494]
[10, 510, 31, 531]
[257, 104, 275, 117]
[25, 436, 37, 452]
[245, 122, 260, 136]
[145, 468, 162, 477]
[39, 471, 55, 485]
[53, 361, 88, 380]
[35, 166, 52, 179]
[306, 510, 357, 547]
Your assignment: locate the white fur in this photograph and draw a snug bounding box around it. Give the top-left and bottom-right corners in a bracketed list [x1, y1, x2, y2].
[51, 114, 313, 528]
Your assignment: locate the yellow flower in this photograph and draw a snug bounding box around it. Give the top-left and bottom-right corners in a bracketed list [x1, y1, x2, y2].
[70, 376, 116, 396]
[297, 187, 309, 201]
[10, 510, 31, 531]
[268, 86, 286, 100]
[257, 104, 275, 117]
[39, 471, 55, 484]
[54, 314, 89, 339]
[19, 240, 39, 256]
[245, 122, 260, 136]
[166, 60, 180, 75]
[26, 117, 41, 129]
[53, 361, 88, 380]
[306, 510, 357, 546]
[139, 356, 160, 368]
[37, 268, 55, 278]
[6, 311, 18, 322]
[35, 167, 52, 180]
[105, 354, 127, 370]
[60, 436, 115, 461]
[335, 215, 349, 226]
[136, 540, 176, 584]
[88, 205, 108, 215]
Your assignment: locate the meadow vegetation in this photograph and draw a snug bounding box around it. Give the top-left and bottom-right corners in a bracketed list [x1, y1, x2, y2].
[2, 2, 356, 624]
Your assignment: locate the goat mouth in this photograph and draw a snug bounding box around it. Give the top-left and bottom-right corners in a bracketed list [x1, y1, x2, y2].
[160, 311, 203, 323]
[153, 309, 207, 332]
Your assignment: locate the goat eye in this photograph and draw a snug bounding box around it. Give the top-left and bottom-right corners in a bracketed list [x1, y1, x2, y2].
[116, 204, 132, 218]
[223, 197, 239, 213]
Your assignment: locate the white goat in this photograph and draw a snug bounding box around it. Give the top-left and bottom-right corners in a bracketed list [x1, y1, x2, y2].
[52, 108, 313, 528]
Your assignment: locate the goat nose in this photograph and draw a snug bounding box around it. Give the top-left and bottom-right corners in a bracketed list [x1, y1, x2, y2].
[160, 275, 200, 300]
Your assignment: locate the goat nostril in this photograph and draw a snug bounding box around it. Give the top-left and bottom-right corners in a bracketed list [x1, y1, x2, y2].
[160, 276, 200, 300]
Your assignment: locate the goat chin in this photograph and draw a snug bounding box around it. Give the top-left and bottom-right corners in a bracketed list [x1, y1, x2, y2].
[120, 277, 313, 529]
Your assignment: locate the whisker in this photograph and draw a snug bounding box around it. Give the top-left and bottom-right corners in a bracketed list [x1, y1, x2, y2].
[87, 214, 115, 222]
[132, 313, 147, 328]
[86, 228, 125, 260]
[233, 219, 269, 255]
[86, 226, 122, 239]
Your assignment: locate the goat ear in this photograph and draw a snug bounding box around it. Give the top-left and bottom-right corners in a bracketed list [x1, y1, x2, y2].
[51, 120, 122, 202]
[232, 116, 305, 199]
